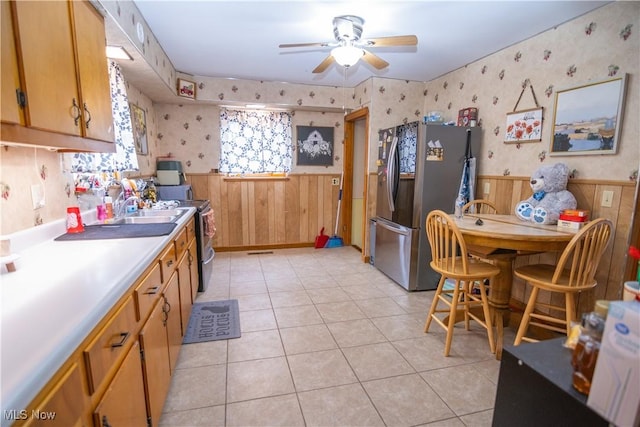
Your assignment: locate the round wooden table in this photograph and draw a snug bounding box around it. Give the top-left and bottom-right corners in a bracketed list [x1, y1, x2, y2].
[453, 214, 575, 359]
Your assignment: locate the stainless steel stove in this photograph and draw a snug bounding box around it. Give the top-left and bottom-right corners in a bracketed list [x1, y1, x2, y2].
[175, 199, 214, 292]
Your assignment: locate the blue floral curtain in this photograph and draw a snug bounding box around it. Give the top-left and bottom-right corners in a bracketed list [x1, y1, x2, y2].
[219, 108, 292, 174]
[69, 61, 139, 172]
[398, 121, 418, 174]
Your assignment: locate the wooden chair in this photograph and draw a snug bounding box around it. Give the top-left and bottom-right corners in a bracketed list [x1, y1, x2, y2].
[513, 218, 613, 345]
[462, 199, 497, 215]
[424, 210, 500, 356]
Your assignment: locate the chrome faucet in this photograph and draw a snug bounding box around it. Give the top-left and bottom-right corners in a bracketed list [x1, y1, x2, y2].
[113, 192, 139, 218]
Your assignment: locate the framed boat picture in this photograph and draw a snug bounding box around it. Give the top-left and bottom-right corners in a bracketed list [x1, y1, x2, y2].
[550, 74, 627, 156]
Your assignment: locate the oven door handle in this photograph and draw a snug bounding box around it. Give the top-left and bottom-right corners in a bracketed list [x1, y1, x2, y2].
[203, 246, 215, 265]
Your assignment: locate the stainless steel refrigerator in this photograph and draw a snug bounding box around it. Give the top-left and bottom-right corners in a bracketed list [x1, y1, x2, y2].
[371, 123, 481, 291]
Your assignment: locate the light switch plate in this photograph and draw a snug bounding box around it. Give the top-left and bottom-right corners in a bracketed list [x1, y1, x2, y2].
[601, 190, 614, 208]
[31, 184, 45, 210]
[484, 182, 491, 194]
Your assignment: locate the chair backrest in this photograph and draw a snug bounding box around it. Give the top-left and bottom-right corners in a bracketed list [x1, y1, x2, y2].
[462, 199, 497, 215]
[553, 218, 613, 288]
[425, 210, 470, 275]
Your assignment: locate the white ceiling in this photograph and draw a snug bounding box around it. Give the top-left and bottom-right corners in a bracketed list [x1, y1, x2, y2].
[108, 1, 610, 101]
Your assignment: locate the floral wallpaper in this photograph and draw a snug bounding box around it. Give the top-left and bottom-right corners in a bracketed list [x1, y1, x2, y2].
[414, 2, 639, 180]
[1, 1, 637, 235]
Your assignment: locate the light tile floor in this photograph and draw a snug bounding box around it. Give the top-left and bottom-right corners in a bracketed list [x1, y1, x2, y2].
[159, 246, 516, 427]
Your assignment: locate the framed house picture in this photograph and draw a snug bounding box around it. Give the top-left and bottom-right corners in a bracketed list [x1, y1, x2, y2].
[550, 74, 627, 156]
[504, 107, 543, 144]
[296, 126, 334, 166]
[129, 103, 148, 155]
[177, 78, 196, 99]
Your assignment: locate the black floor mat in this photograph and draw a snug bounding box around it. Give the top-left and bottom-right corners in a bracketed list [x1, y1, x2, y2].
[54, 223, 177, 241]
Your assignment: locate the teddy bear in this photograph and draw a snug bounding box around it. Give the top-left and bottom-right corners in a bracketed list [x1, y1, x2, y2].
[515, 162, 577, 225]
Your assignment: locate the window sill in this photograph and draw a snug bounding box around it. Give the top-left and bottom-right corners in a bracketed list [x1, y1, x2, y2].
[222, 173, 289, 182]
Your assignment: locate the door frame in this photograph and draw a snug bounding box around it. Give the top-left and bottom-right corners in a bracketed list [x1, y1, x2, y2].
[343, 107, 369, 262]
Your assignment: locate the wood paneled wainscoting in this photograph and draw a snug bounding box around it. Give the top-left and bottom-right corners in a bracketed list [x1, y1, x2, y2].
[476, 175, 637, 316]
[364, 172, 637, 316]
[186, 173, 341, 250]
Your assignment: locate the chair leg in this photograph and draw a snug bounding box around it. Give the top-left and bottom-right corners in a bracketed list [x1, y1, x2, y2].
[479, 281, 496, 353]
[444, 280, 461, 357]
[425, 276, 446, 333]
[463, 281, 471, 331]
[514, 286, 539, 346]
[565, 292, 576, 337]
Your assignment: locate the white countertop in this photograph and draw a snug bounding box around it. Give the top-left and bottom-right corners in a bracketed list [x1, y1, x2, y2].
[0, 207, 196, 414]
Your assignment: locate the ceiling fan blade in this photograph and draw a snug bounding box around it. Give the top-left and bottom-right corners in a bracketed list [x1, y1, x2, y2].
[364, 35, 418, 47]
[312, 55, 335, 73]
[279, 42, 330, 48]
[362, 49, 389, 70]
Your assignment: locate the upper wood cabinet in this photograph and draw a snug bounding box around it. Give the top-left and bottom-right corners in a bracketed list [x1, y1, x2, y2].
[1, 0, 115, 151]
[1, 0, 22, 125]
[70, 1, 114, 142]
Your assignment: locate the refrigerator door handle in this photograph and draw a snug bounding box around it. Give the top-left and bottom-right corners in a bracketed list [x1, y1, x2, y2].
[386, 136, 399, 213]
[376, 218, 411, 236]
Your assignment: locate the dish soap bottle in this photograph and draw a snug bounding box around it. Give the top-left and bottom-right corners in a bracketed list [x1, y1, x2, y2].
[104, 196, 114, 219]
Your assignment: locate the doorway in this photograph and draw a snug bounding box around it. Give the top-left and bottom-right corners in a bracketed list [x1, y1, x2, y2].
[343, 107, 369, 262]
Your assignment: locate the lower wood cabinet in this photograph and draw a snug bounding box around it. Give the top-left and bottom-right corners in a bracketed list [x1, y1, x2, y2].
[15, 218, 198, 427]
[139, 299, 172, 427]
[22, 363, 86, 427]
[93, 341, 147, 427]
[177, 249, 193, 335]
[188, 239, 199, 304]
[83, 296, 136, 395]
[164, 271, 183, 373]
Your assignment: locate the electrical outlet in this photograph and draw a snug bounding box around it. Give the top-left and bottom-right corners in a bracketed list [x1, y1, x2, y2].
[31, 184, 45, 210]
[601, 190, 614, 208]
[332, 178, 339, 186]
[483, 182, 490, 194]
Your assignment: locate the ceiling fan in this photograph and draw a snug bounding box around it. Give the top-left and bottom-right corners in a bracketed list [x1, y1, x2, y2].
[279, 15, 418, 73]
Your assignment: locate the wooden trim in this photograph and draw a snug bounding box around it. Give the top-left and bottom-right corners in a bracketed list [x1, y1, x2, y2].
[214, 242, 315, 252]
[0, 122, 115, 152]
[223, 176, 290, 182]
[345, 107, 370, 261]
[479, 174, 636, 187]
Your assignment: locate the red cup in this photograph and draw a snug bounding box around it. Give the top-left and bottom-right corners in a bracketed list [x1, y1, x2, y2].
[66, 207, 84, 233]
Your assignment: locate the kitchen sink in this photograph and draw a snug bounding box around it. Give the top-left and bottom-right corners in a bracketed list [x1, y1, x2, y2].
[110, 207, 188, 225]
[114, 216, 176, 224]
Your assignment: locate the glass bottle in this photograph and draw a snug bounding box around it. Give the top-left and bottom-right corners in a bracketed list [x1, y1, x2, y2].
[571, 300, 608, 395]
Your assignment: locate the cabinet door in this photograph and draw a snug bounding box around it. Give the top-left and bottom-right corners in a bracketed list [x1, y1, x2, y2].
[70, 1, 114, 143]
[188, 239, 200, 303]
[12, 1, 81, 136]
[23, 363, 87, 427]
[83, 297, 137, 395]
[164, 272, 182, 372]
[177, 250, 193, 336]
[1, 0, 23, 125]
[93, 341, 147, 427]
[139, 300, 171, 427]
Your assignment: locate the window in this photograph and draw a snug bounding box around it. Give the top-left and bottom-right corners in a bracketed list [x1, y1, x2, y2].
[398, 121, 418, 174]
[68, 60, 138, 172]
[219, 108, 292, 174]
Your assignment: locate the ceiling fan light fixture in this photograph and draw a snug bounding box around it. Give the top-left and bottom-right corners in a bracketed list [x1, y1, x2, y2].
[331, 46, 363, 67]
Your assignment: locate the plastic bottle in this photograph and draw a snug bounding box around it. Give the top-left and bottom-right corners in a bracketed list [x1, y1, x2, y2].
[104, 196, 114, 219]
[571, 300, 608, 395]
[454, 195, 465, 219]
